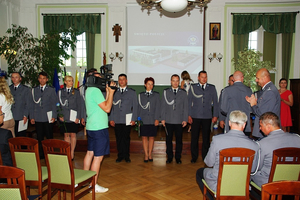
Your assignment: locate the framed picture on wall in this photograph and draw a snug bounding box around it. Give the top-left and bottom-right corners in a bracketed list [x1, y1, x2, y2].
[209, 23, 221, 40]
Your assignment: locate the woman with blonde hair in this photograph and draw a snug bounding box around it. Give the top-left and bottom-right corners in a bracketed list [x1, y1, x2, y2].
[57, 75, 85, 160]
[0, 76, 15, 137]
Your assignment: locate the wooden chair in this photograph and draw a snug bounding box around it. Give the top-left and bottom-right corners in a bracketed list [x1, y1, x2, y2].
[42, 139, 96, 200]
[0, 165, 27, 200]
[202, 147, 255, 200]
[8, 137, 48, 199]
[261, 181, 300, 200]
[250, 147, 300, 200]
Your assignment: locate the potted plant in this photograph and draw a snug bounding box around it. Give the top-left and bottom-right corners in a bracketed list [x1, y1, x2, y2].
[232, 49, 275, 92]
[0, 24, 78, 87]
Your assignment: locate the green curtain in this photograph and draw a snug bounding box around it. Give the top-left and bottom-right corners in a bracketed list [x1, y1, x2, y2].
[233, 12, 297, 78]
[233, 13, 297, 34]
[86, 32, 95, 70]
[282, 33, 293, 79]
[233, 33, 249, 68]
[43, 14, 101, 34]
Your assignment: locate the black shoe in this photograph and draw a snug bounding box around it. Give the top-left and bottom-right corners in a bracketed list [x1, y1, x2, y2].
[116, 158, 123, 163]
[166, 159, 172, 164]
[176, 159, 182, 164]
[144, 160, 148, 163]
[148, 158, 153, 162]
[191, 159, 196, 163]
[125, 158, 131, 163]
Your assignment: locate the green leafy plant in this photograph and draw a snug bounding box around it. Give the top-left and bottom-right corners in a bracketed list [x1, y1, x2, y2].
[0, 24, 78, 87]
[232, 49, 275, 92]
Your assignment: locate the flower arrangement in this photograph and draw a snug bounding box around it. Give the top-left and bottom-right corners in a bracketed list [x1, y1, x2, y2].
[56, 103, 67, 132]
[134, 116, 143, 136]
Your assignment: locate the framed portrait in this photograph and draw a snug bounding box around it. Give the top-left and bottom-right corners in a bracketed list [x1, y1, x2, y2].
[209, 23, 221, 40]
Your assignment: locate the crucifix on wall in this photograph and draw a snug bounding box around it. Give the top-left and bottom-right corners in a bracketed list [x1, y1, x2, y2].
[112, 24, 122, 42]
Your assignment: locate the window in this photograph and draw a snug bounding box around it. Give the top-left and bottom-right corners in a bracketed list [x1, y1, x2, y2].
[248, 26, 265, 53]
[248, 31, 258, 50]
[61, 32, 86, 87]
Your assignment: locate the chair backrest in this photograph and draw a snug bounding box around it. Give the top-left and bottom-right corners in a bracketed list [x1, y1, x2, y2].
[42, 139, 74, 186]
[0, 165, 27, 200]
[269, 147, 300, 182]
[8, 137, 42, 182]
[217, 147, 255, 199]
[261, 181, 300, 200]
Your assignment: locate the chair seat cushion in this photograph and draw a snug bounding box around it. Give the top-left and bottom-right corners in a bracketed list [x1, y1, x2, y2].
[74, 169, 96, 185]
[250, 181, 261, 191]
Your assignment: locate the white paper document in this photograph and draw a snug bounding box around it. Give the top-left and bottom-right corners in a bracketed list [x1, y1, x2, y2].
[18, 120, 28, 132]
[70, 110, 77, 122]
[47, 111, 52, 123]
[126, 113, 133, 126]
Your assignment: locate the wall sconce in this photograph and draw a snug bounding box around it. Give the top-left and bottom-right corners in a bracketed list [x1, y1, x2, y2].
[109, 52, 124, 62]
[208, 52, 223, 62]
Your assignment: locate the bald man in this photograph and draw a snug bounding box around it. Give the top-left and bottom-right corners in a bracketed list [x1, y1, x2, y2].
[220, 71, 252, 135]
[245, 68, 280, 139]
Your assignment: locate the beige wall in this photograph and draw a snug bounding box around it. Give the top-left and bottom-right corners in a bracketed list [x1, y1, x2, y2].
[1, 0, 300, 94]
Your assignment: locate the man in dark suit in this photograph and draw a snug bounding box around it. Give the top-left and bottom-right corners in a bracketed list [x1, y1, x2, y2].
[109, 74, 137, 163]
[220, 71, 252, 135]
[9, 72, 31, 137]
[0, 128, 13, 166]
[246, 68, 281, 139]
[161, 74, 188, 164]
[30, 71, 57, 158]
[188, 71, 219, 163]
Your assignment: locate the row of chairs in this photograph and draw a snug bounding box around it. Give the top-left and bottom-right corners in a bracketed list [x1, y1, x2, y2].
[202, 147, 300, 200]
[0, 137, 96, 200]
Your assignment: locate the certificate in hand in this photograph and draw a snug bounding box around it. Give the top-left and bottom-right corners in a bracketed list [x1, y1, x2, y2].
[18, 120, 28, 132]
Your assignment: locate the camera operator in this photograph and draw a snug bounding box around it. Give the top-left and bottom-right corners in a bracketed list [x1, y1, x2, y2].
[83, 70, 116, 193]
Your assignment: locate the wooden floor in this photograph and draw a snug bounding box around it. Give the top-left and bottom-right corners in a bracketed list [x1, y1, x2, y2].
[33, 152, 204, 200]
[27, 124, 219, 199]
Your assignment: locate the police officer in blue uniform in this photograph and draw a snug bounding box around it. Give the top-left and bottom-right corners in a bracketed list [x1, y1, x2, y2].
[161, 74, 188, 164]
[30, 71, 57, 158]
[9, 72, 31, 137]
[188, 71, 219, 163]
[109, 74, 138, 163]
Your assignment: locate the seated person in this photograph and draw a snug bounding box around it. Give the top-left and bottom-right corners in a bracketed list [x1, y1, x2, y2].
[196, 110, 259, 199]
[251, 112, 300, 187]
[0, 128, 13, 166]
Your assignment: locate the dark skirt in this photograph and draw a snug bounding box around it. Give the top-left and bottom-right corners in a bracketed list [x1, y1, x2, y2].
[140, 124, 157, 137]
[59, 122, 79, 134]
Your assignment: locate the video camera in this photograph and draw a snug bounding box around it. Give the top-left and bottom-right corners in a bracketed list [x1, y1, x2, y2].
[85, 64, 118, 91]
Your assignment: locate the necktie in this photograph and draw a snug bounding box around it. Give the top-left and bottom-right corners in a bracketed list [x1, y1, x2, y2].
[174, 89, 177, 95]
[41, 87, 43, 93]
[14, 87, 17, 91]
[121, 89, 124, 94]
[147, 92, 150, 97]
[202, 85, 204, 90]
[67, 89, 70, 94]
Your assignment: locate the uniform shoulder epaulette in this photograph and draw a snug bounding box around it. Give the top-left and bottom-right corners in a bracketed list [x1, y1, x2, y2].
[74, 88, 79, 91]
[153, 91, 159, 94]
[22, 85, 29, 88]
[9, 84, 13, 87]
[163, 88, 171, 91]
[128, 88, 135, 92]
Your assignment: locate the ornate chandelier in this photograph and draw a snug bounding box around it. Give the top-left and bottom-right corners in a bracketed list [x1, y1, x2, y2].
[139, 0, 211, 15]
